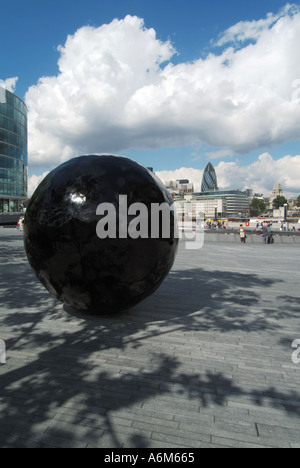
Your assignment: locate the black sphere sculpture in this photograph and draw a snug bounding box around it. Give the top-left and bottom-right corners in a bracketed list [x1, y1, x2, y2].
[24, 155, 178, 314]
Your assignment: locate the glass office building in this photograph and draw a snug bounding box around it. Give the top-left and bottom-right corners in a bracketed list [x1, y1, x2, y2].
[0, 87, 28, 212]
[201, 162, 218, 192]
[193, 190, 250, 218]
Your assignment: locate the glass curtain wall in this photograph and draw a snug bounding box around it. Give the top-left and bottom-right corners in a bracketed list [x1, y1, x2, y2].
[201, 162, 218, 192]
[0, 87, 28, 212]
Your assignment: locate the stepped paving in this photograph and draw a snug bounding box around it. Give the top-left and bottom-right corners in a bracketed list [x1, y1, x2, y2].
[0, 229, 299, 448]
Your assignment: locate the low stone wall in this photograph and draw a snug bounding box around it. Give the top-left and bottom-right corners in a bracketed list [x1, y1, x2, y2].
[203, 230, 300, 244]
[0, 213, 22, 226]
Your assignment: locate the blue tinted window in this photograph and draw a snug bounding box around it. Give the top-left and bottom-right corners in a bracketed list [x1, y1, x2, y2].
[0, 88, 27, 205]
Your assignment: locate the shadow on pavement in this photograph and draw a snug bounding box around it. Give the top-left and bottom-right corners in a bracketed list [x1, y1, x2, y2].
[0, 234, 299, 447]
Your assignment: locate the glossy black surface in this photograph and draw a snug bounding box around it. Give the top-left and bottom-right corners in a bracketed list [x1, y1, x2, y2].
[24, 155, 178, 314]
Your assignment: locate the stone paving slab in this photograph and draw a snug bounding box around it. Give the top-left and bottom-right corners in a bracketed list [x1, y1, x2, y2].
[0, 228, 299, 448]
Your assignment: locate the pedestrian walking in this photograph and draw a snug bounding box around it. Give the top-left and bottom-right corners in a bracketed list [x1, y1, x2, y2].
[267, 223, 274, 244]
[262, 224, 269, 244]
[17, 216, 24, 232]
[239, 224, 246, 244]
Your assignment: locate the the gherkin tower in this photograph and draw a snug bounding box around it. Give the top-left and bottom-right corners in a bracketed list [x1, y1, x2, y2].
[201, 162, 218, 192]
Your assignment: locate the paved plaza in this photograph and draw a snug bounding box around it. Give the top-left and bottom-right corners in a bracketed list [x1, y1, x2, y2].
[0, 228, 299, 448]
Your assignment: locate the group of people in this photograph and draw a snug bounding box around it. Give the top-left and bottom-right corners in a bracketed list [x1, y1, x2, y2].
[280, 222, 298, 232]
[261, 223, 274, 244]
[206, 221, 229, 229]
[239, 223, 274, 244]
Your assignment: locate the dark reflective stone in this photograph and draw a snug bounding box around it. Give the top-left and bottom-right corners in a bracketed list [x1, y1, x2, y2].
[24, 155, 178, 314]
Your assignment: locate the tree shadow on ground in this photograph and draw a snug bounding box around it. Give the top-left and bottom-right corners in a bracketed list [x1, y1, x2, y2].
[0, 237, 300, 447]
[1, 346, 300, 447]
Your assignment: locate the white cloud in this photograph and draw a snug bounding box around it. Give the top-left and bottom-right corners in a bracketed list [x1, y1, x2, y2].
[156, 153, 300, 197]
[26, 16, 175, 168]
[216, 3, 299, 45]
[0, 77, 18, 92]
[156, 167, 204, 192]
[28, 152, 300, 198]
[25, 7, 300, 169]
[216, 153, 300, 195]
[28, 171, 49, 196]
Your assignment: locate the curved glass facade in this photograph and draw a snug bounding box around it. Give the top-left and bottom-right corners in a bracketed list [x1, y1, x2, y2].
[201, 162, 218, 192]
[0, 87, 27, 212]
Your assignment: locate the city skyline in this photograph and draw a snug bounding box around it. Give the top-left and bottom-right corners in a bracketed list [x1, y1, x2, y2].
[162, 161, 294, 201]
[156, 153, 298, 200]
[1, 0, 300, 197]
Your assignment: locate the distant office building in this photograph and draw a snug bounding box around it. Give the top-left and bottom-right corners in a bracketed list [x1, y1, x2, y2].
[192, 189, 250, 218]
[0, 87, 28, 212]
[175, 196, 227, 220]
[166, 179, 194, 198]
[201, 162, 218, 192]
[269, 183, 283, 209]
[165, 162, 250, 217]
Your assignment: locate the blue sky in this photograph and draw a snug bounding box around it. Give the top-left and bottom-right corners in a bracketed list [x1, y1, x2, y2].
[1, 0, 300, 195]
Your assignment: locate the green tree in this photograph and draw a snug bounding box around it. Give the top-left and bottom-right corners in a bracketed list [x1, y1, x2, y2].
[296, 195, 300, 207]
[250, 198, 266, 215]
[273, 195, 288, 209]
